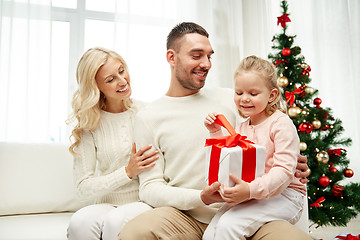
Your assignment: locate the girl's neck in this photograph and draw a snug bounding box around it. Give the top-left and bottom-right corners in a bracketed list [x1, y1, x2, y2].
[249, 111, 269, 126]
[104, 100, 126, 113]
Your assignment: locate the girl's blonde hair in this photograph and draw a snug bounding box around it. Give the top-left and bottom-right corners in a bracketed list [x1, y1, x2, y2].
[234, 55, 286, 118]
[67, 47, 132, 155]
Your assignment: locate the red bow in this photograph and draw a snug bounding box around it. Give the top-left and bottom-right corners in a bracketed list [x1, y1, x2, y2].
[310, 196, 325, 207]
[285, 88, 302, 106]
[336, 234, 360, 240]
[277, 14, 291, 28]
[205, 114, 256, 184]
[328, 148, 347, 157]
[274, 59, 289, 67]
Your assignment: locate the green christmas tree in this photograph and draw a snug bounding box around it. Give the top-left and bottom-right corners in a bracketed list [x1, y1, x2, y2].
[268, 0, 360, 227]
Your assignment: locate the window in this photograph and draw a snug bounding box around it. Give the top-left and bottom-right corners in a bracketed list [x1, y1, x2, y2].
[0, 0, 181, 143]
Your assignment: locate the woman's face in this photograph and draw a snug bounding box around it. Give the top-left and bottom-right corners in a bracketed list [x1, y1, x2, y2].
[95, 56, 131, 104]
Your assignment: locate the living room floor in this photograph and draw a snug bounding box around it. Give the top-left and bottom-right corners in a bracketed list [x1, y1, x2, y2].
[309, 218, 360, 240]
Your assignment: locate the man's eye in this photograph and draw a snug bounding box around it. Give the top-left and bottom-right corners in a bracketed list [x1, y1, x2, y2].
[192, 55, 200, 59]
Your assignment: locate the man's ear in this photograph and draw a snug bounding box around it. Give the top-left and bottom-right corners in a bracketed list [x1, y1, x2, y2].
[269, 88, 279, 103]
[166, 49, 175, 66]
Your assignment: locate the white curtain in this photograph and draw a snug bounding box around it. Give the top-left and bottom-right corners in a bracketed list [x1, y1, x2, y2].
[1, 0, 359, 181]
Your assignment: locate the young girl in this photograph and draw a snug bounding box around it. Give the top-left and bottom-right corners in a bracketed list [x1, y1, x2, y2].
[203, 55, 306, 240]
[66, 47, 158, 240]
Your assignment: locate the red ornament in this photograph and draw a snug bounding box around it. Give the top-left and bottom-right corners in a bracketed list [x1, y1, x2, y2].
[302, 66, 311, 76]
[329, 166, 338, 173]
[343, 168, 354, 178]
[298, 122, 313, 133]
[314, 98, 322, 108]
[332, 184, 344, 197]
[282, 48, 291, 57]
[319, 176, 330, 187]
[322, 125, 329, 130]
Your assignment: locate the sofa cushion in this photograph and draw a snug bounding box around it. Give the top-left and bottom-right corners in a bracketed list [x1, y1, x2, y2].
[0, 212, 72, 240]
[0, 142, 90, 216]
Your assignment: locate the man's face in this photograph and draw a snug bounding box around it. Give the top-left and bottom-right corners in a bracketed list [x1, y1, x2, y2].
[174, 33, 214, 92]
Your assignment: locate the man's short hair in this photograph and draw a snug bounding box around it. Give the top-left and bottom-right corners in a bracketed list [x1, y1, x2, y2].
[166, 22, 209, 51]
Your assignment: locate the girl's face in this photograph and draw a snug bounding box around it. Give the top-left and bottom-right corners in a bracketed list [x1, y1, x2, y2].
[234, 71, 278, 125]
[95, 56, 131, 108]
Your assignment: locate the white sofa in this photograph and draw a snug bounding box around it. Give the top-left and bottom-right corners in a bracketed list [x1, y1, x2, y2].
[0, 142, 90, 240]
[0, 142, 309, 240]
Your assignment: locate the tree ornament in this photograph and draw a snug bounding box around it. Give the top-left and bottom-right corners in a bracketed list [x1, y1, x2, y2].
[301, 108, 310, 116]
[298, 122, 313, 133]
[299, 142, 307, 151]
[277, 76, 289, 88]
[314, 98, 322, 108]
[277, 13, 291, 28]
[322, 125, 329, 130]
[316, 150, 330, 164]
[319, 176, 330, 187]
[329, 166, 338, 173]
[281, 48, 291, 57]
[312, 119, 322, 129]
[288, 106, 302, 118]
[332, 185, 344, 197]
[301, 64, 311, 76]
[305, 86, 314, 95]
[343, 168, 354, 178]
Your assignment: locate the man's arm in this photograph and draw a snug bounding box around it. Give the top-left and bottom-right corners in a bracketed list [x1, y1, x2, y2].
[134, 113, 205, 210]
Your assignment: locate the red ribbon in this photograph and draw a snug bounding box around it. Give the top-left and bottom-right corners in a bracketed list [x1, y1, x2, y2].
[277, 14, 291, 28]
[285, 88, 302, 106]
[205, 114, 256, 185]
[327, 148, 347, 157]
[336, 234, 360, 240]
[310, 196, 325, 207]
[274, 59, 289, 67]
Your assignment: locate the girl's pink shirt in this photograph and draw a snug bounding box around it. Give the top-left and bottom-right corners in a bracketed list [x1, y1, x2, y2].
[238, 110, 307, 199]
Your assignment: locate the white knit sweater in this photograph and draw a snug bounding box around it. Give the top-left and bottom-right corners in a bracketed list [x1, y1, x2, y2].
[73, 100, 145, 205]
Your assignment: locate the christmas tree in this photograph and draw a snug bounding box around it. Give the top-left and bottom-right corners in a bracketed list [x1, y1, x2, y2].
[268, 0, 360, 227]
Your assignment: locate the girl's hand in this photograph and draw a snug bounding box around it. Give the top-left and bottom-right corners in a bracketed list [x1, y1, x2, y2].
[204, 112, 221, 133]
[219, 173, 250, 205]
[125, 143, 159, 179]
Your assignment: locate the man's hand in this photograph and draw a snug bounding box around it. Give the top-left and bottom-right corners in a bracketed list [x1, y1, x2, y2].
[219, 174, 250, 205]
[201, 182, 223, 205]
[295, 154, 310, 184]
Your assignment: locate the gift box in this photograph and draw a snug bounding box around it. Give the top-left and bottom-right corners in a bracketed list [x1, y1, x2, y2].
[205, 114, 265, 187]
[333, 233, 360, 240]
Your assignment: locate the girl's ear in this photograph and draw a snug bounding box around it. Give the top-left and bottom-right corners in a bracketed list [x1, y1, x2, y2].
[269, 88, 279, 103]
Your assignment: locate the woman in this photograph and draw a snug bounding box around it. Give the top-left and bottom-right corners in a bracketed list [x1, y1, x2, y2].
[66, 47, 158, 240]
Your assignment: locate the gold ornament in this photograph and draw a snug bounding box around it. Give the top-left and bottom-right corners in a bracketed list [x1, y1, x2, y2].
[312, 119, 322, 129]
[277, 76, 289, 88]
[288, 106, 302, 118]
[316, 150, 329, 164]
[301, 63, 309, 69]
[300, 142, 307, 151]
[302, 108, 310, 116]
[305, 86, 314, 95]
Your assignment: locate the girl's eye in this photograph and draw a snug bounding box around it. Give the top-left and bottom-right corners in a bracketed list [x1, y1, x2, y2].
[106, 78, 114, 83]
[251, 93, 258, 96]
[236, 92, 242, 96]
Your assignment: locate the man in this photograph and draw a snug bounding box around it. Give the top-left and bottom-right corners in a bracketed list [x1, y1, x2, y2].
[119, 22, 311, 240]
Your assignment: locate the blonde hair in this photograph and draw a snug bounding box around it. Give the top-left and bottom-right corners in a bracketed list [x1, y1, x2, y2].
[234, 55, 286, 118]
[67, 47, 132, 155]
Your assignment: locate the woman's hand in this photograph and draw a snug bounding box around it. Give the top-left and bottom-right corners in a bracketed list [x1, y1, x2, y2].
[125, 143, 159, 179]
[204, 112, 221, 133]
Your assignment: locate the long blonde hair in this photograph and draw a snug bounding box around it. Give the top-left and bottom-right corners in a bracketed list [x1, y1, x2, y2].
[67, 47, 132, 155]
[234, 55, 286, 118]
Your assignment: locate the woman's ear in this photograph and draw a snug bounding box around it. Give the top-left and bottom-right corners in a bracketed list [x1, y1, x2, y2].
[166, 49, 175, 66]
[269, 88, 279, 103]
